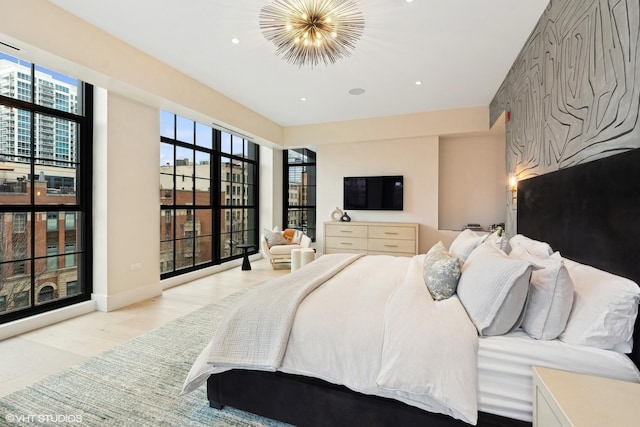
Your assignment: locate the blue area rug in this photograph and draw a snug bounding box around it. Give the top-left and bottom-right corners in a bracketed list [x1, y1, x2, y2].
[0, 291, 288, 426]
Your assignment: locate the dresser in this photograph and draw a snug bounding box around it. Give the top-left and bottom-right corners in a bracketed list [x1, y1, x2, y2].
[323, 221, 419, 257]
[532, 366, 640, 427]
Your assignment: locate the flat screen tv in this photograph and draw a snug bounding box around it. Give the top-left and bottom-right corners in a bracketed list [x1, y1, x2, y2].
[343, 175, 404, 211]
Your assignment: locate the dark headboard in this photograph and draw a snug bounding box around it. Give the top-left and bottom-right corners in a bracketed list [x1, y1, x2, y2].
[517, 148, 640, 369]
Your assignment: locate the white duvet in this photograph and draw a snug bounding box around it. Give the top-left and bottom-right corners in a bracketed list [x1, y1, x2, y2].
[183, 254, 480, 425]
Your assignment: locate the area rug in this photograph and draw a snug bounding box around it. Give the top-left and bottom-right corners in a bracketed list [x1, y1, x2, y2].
[0, 290, 288, 426]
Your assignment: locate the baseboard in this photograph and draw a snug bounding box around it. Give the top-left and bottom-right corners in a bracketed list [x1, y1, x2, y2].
[91, 281, 162, 312]
[161, 254, 263, 290]
[0, 300, 96, 341]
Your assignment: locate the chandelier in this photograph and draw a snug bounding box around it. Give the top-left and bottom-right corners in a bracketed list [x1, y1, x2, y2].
[259, 0, 365, 68]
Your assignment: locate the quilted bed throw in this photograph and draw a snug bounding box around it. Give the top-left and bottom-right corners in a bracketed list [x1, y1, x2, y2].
[206, 253, 363, 370]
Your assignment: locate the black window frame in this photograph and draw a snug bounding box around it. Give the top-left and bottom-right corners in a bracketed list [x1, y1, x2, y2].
[160, 113, 259, 280]
[283, 148, 316, 241]
[0, 56, 92, 324]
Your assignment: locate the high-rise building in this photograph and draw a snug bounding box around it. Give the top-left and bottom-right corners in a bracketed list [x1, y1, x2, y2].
[0, 55, 78, 166]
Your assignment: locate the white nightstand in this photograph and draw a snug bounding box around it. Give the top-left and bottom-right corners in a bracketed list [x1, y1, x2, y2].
[532, 366, 640, 427]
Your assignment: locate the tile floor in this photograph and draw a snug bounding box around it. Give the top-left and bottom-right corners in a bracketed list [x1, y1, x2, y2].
[0, 258, 288, 398]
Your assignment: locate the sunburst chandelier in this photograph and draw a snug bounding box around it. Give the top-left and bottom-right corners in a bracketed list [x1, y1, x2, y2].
[259, 0, 365, 68]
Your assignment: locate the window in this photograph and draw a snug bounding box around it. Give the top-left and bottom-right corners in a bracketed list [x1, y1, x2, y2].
[12, 213, 26, 233]
[65, 212, 75, 230]
[46, 212, 58, 231]
[13, 291, 29, 309]
[38, 285, 54, 302]
[66, 280, 79, 296]
[160, 112, 259, 278]
[65, 243, 76, 268]
[284, 149, 316, 241]
[0, 52, 92, 323]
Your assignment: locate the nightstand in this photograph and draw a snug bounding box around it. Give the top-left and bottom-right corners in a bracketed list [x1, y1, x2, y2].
[532, 366, 640, 427]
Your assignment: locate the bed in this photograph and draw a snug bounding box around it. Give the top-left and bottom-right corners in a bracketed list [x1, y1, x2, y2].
[183, 148, 640, 426]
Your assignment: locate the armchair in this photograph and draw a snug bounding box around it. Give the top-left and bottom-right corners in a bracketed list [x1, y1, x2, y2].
[261, 229, 312, 269]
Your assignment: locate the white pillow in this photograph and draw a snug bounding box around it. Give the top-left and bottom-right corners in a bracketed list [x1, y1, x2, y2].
[509, 234, 553, 257]
[263, 228, 288, 247]
[449, 229, 488, 262]
[509, 246, 574, 340]
[457, 241, 532, 336]
[559, 256, 640, 352]
[484, 229, 510, 253]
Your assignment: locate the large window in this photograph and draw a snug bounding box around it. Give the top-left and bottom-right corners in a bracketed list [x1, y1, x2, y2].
[0, 52, 92, 324]
[160, 112, 258, 278]
[284, 149, 316, 241]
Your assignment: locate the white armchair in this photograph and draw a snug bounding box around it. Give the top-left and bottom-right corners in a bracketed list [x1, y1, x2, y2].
[261, 229, 312, 269]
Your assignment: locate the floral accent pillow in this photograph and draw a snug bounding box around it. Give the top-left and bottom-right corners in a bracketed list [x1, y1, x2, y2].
[423, 241, 462, 301]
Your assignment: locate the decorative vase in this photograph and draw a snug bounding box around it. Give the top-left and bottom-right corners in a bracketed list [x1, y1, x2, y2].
[340, 211, 351, 222]
[330, 207, 343, 222]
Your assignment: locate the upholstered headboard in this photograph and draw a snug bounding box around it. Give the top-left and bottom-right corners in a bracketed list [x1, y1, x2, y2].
[517, 148, 640, 369]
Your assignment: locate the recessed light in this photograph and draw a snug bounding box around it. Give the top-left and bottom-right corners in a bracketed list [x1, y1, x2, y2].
[405, 0, 415, 3]
[348, 88, 365, 95]
[231, 38, 240, 44]
[301, 97, 307, 101]
[415, 80, 423, 85]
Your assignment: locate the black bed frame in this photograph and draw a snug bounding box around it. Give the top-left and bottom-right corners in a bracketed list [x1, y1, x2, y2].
[207, 148, 640, 426]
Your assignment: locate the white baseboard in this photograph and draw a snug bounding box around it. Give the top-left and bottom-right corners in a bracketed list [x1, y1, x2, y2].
[161, 254, 263, 290]
[92, 282, 162, 312]
[0, 300, 97, 341]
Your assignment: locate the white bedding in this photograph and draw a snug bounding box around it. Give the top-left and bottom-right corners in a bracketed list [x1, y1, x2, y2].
[280, 254, 478, 424]
[184, 254, 480, 424]
[183, 253, 640, 425]
[477, 330, 640, 422]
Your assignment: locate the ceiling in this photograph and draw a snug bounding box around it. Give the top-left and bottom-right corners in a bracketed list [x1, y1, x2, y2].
[48, 0, 549, 128]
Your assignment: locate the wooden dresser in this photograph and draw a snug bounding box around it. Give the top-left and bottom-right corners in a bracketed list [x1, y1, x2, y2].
[323, 221, 419, 257]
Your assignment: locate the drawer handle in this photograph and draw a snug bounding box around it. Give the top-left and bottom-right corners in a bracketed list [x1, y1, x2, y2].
[340, 230, 353, 233]
[340, 242, 353, 245]
[384, 232, 399, 235]
[384, 244, 398, 248]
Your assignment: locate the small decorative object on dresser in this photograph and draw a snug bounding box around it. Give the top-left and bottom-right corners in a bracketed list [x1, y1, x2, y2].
[329, 207, 343, 222]
[340, 211, 351, 222]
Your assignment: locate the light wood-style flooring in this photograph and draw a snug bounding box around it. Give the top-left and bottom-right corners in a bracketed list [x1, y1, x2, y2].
[0, 258, 288, 398]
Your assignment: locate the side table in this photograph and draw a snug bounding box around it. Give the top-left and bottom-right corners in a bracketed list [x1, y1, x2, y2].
[236, 244, 255, 271]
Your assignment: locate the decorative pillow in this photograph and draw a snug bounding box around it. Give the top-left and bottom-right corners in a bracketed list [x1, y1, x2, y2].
[558, 255, 640, 352]
[508, 234, 553, 257]
[509, 246, 574, 340]
[457, 241, 532, 336]
[282, 228, 303, 244]
[423, 241, 462, 301]
[263, 228, 288, 247]
[449, 229, 488, 262]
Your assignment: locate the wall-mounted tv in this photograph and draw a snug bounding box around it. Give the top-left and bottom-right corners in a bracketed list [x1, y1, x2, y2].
[343, 175, 404, 211]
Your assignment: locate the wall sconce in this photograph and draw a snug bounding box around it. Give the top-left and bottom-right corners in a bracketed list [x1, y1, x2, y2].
[508, 173, 517, 202]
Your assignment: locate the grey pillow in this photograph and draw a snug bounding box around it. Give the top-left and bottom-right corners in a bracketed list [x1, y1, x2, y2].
[423, 242, 462, 301]
[263, 229, 288, 247]
[509, 246, 574, 340]
[457, 241, 532, 336]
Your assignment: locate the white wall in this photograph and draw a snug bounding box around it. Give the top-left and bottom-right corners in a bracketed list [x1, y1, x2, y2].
[92, 92, 162, 311]
[259, 145, 284, 232]
[438, 134, 507, 230]
[318, 136, 450, 254]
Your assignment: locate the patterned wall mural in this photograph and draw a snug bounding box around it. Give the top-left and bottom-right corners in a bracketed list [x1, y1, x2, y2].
[490, 0, 640, 233]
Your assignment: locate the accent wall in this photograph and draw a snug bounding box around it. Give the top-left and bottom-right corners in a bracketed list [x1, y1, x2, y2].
[489, 0, 640, 234]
